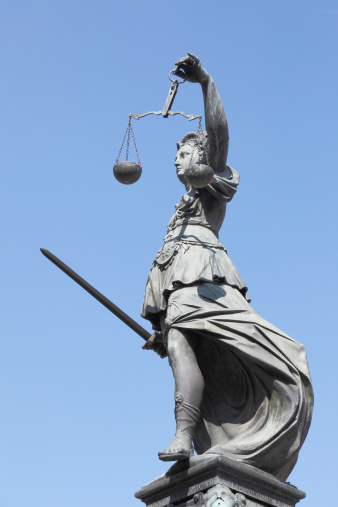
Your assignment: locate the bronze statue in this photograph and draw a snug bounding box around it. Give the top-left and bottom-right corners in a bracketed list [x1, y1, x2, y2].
[141, 53, 313, 480]
[41, 53, 313, 484]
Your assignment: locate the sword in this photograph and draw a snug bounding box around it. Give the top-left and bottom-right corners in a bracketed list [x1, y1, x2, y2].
[40, 248, 151, 342]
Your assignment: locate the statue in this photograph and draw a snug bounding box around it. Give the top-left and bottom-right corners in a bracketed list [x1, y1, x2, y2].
[41, 53, 313, 486]
[141, 53, 313, 481]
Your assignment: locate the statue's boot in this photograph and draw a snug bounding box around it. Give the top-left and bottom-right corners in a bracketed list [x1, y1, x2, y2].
[158, 392, 200, 461]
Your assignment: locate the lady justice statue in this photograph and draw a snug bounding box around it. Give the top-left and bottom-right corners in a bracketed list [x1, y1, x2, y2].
[141, 53, 313, 481]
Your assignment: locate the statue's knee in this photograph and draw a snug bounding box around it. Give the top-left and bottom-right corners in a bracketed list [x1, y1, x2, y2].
[167, 329, 186, 366]
[167, 339, 180, 366]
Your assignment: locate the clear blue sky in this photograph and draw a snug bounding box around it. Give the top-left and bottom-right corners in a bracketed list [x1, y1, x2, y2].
[1, 1, 337, 505]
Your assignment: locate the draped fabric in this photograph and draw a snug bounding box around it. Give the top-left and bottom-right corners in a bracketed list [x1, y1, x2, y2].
[163, 283, 313, 480]
[142, 166, 249, 329]
[142, 241, 249, 326]
[141, 166, 313, 479]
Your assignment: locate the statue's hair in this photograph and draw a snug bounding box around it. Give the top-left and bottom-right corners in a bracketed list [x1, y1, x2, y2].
[176, 131, 209, 165]
[176, 131, 208, 151]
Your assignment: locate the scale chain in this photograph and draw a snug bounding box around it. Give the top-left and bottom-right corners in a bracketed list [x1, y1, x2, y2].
[187, 118, 210, 170]
[126, 121, 131, 161]
[115, 69, 204, 171]
[129, 121, 142, 167]
[115, 118, 132, 165]
[198, 118, 210, 166]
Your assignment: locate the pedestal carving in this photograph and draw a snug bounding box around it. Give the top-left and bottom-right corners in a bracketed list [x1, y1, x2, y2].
[135, 455, 306, 507]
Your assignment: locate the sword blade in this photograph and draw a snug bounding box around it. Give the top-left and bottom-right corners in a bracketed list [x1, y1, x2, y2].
[40, 248, 151, 341]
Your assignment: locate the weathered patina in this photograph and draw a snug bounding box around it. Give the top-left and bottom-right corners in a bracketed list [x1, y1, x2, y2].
[142, 53, 313, 480]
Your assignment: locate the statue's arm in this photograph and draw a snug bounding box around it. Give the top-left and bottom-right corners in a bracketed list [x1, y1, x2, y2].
[201, 76, 230, 174]
[174, 53, 230, 175]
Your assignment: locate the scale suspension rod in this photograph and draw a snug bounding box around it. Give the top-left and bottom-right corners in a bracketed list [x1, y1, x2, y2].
[40, 248, 151, 342]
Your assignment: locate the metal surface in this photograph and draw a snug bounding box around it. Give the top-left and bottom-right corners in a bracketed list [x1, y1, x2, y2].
[168, 69, 186, 84]
[115, 117, 142, 168]
[129, 120, 142, 166]
[129, 111, 202, 121]
[115, 118, 131, 166]
[40, 248, 151, 341]
[162, 81, 179, 118]
[140, 53, 313, 477]
[128, 67, 201, 122]
[185, 163, 214, 188]
[113, 161, 142, 185]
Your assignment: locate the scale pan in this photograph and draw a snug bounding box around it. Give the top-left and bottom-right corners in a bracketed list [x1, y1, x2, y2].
[185, 164, 214, 188]
[113, 161, 142, 185]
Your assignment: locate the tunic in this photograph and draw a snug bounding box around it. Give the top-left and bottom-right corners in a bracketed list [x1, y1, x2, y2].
[142, 166, 248, 329]
[141, 166, 313, 481]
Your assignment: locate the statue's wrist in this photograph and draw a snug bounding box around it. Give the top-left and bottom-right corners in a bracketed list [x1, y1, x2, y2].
[200, 70, 210, 85]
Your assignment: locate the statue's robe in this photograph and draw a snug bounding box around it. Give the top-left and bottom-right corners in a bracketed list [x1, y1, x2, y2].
[142, 167, 313, 480]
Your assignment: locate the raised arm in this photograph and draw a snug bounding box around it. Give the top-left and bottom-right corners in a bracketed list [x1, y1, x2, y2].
[174, 53, 230, 175]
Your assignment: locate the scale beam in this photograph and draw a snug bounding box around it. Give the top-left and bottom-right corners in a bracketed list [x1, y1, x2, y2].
[129, 111, 202, 121]
[129, 70, 202, 122]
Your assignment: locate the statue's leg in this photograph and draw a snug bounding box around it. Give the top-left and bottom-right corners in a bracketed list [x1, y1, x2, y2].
[158, 328, 204, 461]
[167, 328, 204, 407]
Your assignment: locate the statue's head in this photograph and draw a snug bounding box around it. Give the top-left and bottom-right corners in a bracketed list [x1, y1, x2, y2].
[175, 132, 209, 183]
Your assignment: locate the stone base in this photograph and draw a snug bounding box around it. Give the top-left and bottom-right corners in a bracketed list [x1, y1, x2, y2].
[135, 455, 306, 507]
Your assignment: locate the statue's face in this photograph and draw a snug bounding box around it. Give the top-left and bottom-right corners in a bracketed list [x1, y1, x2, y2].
[174, 144, 199, 183]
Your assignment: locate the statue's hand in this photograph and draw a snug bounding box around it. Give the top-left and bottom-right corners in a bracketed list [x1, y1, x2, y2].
[142, 331, 167, 359]
[173, 52, 209, 84]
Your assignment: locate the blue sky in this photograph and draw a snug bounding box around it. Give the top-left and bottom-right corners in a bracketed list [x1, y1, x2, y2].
[1, 1, 337, 505]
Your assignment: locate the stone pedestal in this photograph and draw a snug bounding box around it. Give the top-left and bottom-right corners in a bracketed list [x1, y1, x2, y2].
[135, 455, 306, 507]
